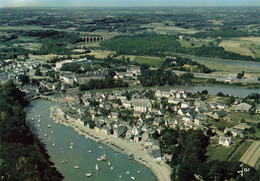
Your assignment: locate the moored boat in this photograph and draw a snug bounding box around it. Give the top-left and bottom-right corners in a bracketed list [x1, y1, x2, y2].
[85, 173, 92, 177]
[131, 176, 135, 180]
[95, 164, 99, 171]
[74, 166, 79, 169]
[62, 160, 68, 164]
[110, 167, 113, 170]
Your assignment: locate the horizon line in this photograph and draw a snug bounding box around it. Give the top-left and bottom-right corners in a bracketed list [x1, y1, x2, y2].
[1, 5, 260, 8]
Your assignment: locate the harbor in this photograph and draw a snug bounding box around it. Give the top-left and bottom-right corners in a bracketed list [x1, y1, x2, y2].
[25, 99, 157, 181]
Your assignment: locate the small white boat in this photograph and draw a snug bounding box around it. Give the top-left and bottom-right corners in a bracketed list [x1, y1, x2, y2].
[95, 164, 99, 171]
[88, 150, 92, 153]
[48, 138, 51, 140]
[100, 155, 106, 161]
[119, 175, 122, 178]
[37, 124, 40, 127]
[44, 134, 47, 137]
[110, 167, 113, 170]
[70, 142, 73, 145]
[97, 158, 102, 162]
[32, 118, 34, 120]
[39, 129, 42, 132]
[98, 146, 103, 149]
[137, 170, 140, 173]
[131, 176, 135, 180]
[70, 146, 73, 149]
[51, 130, 54, 133]
[53, 143, 56, 146]
[48, 125, 51, 128]
[74, 166, 79, 169]
[38, 119, 41, 122]
[126, 171, 130, 174]
[108, 162, 111, 165]
[85, 173, 92, 177]
[62, 160, 68, 164]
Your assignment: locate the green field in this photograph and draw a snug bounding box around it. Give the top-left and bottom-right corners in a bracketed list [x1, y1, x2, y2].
[228, 141, 253, 162]
[206, 138, 239, 161]
[133, 56, 163, 67]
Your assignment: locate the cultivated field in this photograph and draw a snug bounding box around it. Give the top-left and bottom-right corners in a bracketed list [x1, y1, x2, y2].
[239, 141, 260, 168]
[141, 22, 199, 34]
[133, 56, 163, 67]
[219, 37, 260, 58]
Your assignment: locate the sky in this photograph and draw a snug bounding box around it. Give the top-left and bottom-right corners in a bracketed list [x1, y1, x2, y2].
[0, 0, 260, 7]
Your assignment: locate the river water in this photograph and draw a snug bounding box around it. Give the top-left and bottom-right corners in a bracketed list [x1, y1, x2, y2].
[85, 85, 260, 98]
[25, 99, 157, 181]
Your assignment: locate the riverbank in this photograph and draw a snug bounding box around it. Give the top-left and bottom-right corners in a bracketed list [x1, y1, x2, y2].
[49, 106, 172, 181]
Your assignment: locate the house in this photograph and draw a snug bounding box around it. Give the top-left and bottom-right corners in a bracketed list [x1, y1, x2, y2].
[255, 105, 260, 113]
[114, 125, 127, 138]
[218, 136, 232, 146]
[155, 90, 171, 98]
[111, 112, 119, 118]
[101, 126, 111, 135]
[194, 118, 203, 126]
[132, 98, 152, 112]
[126, 66, 141, 77]
[60, 73, 75, 85]
[144, 138, 154, 147]
[0, 72, 9, 84]
[235, 103, 252, 112]
[132, 125, 140, 135]
[224, 127, 244, 138]
[147, 146, 162, 160]
[168, 97, 182, 104]
[212, 109, 227, 119]
[122, 100, 132, 109]
[178, 108, 191, 115]
[181, 102, 190, 108]
[153, 118, 162, 127]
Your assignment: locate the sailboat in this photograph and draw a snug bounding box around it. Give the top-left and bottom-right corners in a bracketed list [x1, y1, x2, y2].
[95, 164, 99, 171]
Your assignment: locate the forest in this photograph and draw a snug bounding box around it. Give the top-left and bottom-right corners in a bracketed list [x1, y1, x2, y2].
[0, 81, 63, 181]
[100, 34, 259, 62]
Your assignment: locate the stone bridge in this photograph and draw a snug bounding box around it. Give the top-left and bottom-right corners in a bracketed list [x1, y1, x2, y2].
[81, 36, 104, 44]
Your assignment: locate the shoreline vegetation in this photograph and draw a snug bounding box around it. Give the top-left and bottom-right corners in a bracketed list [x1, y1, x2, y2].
[0, 81, 63, 181]
[49, 105, 172, 181]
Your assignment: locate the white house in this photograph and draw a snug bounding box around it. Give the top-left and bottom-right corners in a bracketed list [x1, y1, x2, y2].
[218, 136, 232, 146]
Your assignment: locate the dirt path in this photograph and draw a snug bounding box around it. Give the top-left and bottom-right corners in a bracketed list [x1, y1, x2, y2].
[239, 141, 260, 167]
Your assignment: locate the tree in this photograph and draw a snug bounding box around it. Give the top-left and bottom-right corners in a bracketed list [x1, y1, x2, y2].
[237, 73, 243, 79]
[217, 92, 225, 97]
[202, 90, 208, 95]
[18, 75, 30, 84]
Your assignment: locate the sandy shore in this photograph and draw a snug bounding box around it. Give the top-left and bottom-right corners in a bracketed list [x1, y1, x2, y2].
[50, 106, 172, 181]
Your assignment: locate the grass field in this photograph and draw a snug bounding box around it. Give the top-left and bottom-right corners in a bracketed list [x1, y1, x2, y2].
[206, 138, 239, 161]
[228, 140, 253, 162]
[219, 37, 260, 58]
[133, 56, 163, 67]
[179, 54, 260, 77]
[178, 39, 216, 48]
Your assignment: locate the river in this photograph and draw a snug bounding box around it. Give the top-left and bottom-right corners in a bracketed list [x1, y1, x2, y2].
[25, 99, 157, 181]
